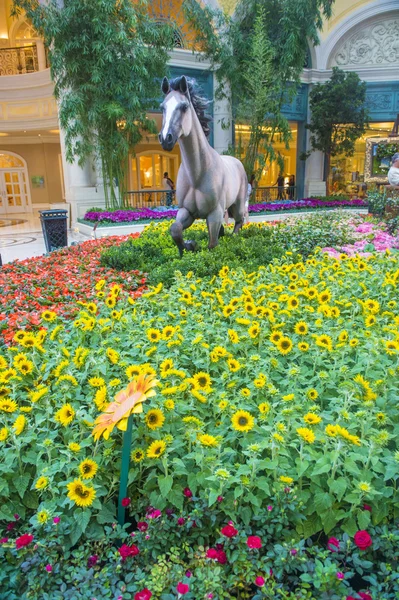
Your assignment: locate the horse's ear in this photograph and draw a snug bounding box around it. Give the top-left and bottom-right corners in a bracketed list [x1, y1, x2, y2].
[162, 77, 170, 95]
[179, 76, 188, 95]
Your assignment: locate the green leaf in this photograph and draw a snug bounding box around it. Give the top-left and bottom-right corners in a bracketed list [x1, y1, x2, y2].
[357, 510, 371, 530]
[344, 457, 361, 476]
[314, 491, 333, 515]
[208, 488, 219, 507]
[312, 456, 332, 476]
[74, 509, 91, 533]
[321, 510, 339, 534]
[256, 477, 270, 495]
[13, 475, 30, 499]
[158, 475, 173, 498]
[329, 477, 347, 501]
[97, 503, 116, 524]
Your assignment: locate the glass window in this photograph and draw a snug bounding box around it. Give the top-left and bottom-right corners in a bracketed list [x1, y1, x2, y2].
[139, 155, 153, 188]
[0, 153, 24, 169]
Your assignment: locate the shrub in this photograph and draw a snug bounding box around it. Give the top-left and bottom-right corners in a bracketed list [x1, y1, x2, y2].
[100, 214, 358, 285]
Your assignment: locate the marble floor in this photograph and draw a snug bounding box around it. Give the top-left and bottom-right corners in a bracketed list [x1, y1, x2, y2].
[0, 209, 367, 265]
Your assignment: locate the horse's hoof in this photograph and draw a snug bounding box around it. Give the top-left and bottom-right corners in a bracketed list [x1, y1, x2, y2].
[219, 225, 225, 238]
[184, 240, 197, 252]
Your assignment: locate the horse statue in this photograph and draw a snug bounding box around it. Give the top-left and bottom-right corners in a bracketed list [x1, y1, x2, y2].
[159, 75, 248, 256]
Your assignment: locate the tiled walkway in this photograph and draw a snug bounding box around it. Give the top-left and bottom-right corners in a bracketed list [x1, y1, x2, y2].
[0, 209, 367, 264]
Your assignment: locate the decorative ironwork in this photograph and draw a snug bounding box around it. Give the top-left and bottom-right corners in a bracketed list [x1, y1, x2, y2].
[148, 0, 197, 50]
[0, 45, 39, 76]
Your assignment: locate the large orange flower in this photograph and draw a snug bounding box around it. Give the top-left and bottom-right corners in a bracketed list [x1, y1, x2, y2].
[92, 374, 158, 441]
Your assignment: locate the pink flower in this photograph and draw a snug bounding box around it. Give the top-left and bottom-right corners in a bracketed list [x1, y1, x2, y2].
[185, 571, 192, 578]
[267, 505, 273, 511]
[137, 521, 148, 532]
[221, 524, 238, 538]
[0, 538, 8, 544]
[183, 488, 193, 498]
[177, 517, 185, 526]
[354, 531, 372, 551]
[206, 548, 218, 560]
[134, 589, 152, 600]
[177, 582, 189, 595]
[45, 564, 53, 572]
[290, 549, 298, 555]
[87, 555, 99, 567]
[363, 504, 372, 512]
[358, 593, 372, 600]
[15, 533, 33, 549]
[336, 572, 344, 580]
[255, 577, 265, 587]
[146, 509, 161, 519]
[118, 544, 140, 561]
[217, 496, 224, 503]
[247, 536, 262, 549]
[327, 537, 340, 552]
[208, 595, 213, 599]
[53, 517, 60, 524]
[14, 514, 20, 520]
[121, 497, 131, 507]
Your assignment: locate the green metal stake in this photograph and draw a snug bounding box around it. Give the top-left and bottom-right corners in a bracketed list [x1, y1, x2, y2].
[117, 413, 134, 527]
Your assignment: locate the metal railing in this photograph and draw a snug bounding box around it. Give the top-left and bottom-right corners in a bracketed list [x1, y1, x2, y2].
[124, 189, 176, 209]
[0, 45, 39, 76]
[252, 186, 297, 203]
[123, 186, 297, 209]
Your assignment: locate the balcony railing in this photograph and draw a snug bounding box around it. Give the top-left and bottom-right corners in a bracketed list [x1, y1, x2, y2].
[124, 186, 297, 210]
[0, 45, 39, 76]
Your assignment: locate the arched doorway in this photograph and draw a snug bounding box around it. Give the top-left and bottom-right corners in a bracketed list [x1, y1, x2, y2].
[0, 151, 32, 214]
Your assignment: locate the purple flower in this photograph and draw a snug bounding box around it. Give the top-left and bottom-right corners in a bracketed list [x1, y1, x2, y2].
[53, 517, 60, 524]
[45, 564, 53, 572]
[336, 572, 345, 580]
[87, 555, 99, 568]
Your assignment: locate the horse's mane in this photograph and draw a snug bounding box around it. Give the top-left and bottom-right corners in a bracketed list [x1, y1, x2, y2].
[169, 76, 212, 139]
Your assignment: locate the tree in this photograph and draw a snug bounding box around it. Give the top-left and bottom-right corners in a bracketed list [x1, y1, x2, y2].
[12, 0, 174, 208]
[183, 0, 334, 179]
[306, 67, 369, 195]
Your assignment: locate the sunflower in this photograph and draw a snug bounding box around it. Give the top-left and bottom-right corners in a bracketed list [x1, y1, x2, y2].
[13, 331, 26, 344]
[287, 296, 300, 310]
[145, 409, 165, 430]
[0, 427, 9, 442]
[0, 368, 17, 384]
[79, 459, 98, 480]
[67, 479, 96, 507]
[223, 305, 234, 318]
[307, 389, 318, 400]
[125, 366, 145, 383]
[269, 331, 283, 344]
[55, 404, 75, 426]
[13, 415, 26, 435]
[273, 433, 284, 443]
[105, 296, 116, 309]
[294, 321, 308, 335]
[12, 353, 27, 367]
[74, 347, 90, 368]
[227, 358, 241, 372]
[228, 329, 239, 344]
[131, 448, 145, 462]
[296, 427, 315, 444]
[69, 442, 81, 452]
[318, 290, 331, 304]
[279, 476, 294, 484]
[146, 439, 166, 459]
[146, 328, 161, 343]
[183, 416, 204, 427]
[0, 386, 9, 399]
[162, 326, 175, 341]
[37, 510, 50, 524]
[192, 372, 212, 393]
[0, 399, 18, 413]
[385, 340, 399, 355]
[231, 410, 255, 433]
[276, 337, 293, 355]
[258, 402, 271, 414]
[198, 434, 219, 447]
[94, 387, 107, 412]
[306, 287, 318, 299]
[35, 476, 49, 490]
[106, 348, 120, 364]
[315, 334, 333, 352]
[338, 330, 348, 343]
[41, 310, 57, 322]
[240, 388, 251, 398]
[365, 315, 377, 327]
[88, 377, 106, 388]
[303, 413, 322, 425]
[363, 299, 380, 314]
[248, 323, 260, 339]
[349, 338, 359, 348]
[16, 359, 34, 376]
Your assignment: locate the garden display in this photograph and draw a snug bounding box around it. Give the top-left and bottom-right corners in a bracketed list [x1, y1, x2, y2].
[0, 215, 399, 599]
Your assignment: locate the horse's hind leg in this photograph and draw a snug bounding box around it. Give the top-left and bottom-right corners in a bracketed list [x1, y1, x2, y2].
[170, 208, 195, 257]
[206, 205, 224, 250]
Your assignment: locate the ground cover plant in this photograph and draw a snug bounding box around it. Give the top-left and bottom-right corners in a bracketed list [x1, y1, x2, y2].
[0, 235, 145, 347]
[100, 213, 360, 286]
[1, 234, 399, 598]
[83, 198, 367, 225]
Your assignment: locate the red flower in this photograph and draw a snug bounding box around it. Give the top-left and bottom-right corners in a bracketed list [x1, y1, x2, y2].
[358, 593, 372, 600]
[121, 497, 131, 507]
[247, 536, 262, 549]
[134, 589, 152, 600]
[255, 577, 265, 587]
[363, 504, 372, 512]
[354, 530, 372, 551]
[137, 521, 148, 532]
[221, 524, 238, 538]
[216, 550, 227, 564]
[206, 548, 218, 560]
[0, 538, 8, 544]
[118, 544, 140, 560]
[183, 488, 193, 498]
[327, 537, 340, 552]
[177, 517, 185, 526]
[177, 582, 190, 595]
[15, 533, 33, 549]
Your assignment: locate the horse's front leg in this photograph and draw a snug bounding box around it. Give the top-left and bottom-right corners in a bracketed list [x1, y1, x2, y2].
[170, 208, 195, 257]
[206, 205, 224, 250]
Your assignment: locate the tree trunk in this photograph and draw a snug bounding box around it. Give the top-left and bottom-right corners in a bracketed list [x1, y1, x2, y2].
[323, 152, 331, 197]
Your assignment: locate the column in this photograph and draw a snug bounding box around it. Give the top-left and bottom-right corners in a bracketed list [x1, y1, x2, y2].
[213, 75, 233, 154]
[35, 39, 47, 71]
[304, 85, 326, 197]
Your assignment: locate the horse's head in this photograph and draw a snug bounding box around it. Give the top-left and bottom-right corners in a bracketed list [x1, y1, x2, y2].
[159, 76, 192, 152]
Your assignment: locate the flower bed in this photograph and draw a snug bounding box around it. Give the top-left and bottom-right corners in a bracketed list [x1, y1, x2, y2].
[1, 238, 399, 598]
[0, 235, 145, 346]
[323, 221, 399, 257]
[83, 198, 367, 224]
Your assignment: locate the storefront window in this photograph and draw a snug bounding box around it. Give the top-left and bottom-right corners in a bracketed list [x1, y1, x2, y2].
[330, 122, 394, 195]
[234, 123, 297, 188]
[132, 152, 179, 190]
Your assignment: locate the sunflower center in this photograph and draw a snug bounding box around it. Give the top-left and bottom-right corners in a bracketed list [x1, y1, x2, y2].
[154, 447, 161, 455]
[238, 417, 248, 426]
[149, 414, 157, 424]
